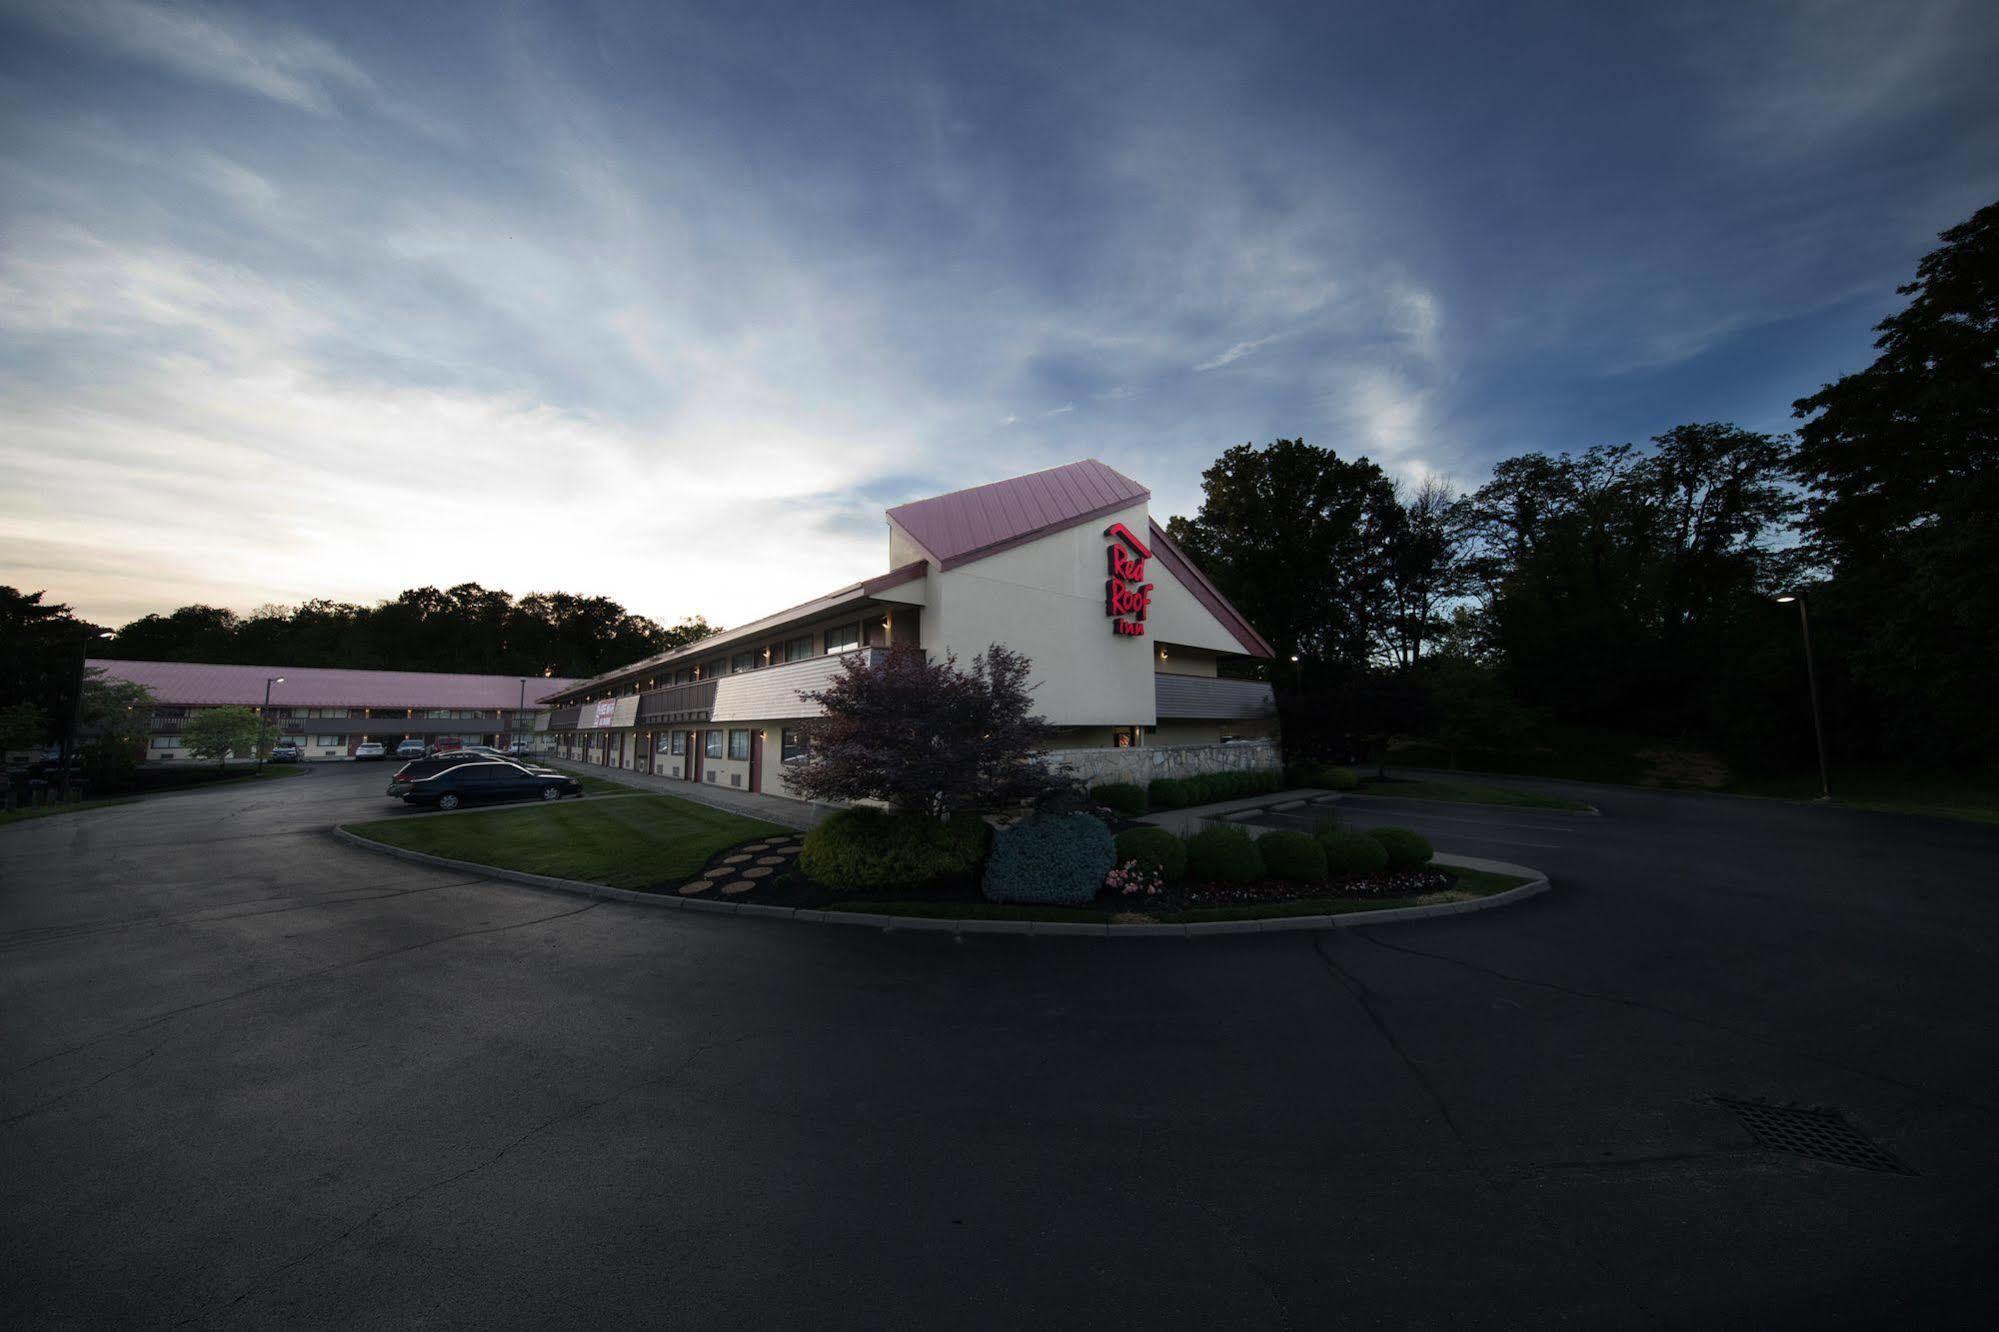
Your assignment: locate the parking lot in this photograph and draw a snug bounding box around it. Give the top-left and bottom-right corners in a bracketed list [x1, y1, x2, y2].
[4, 764, 1997, 1326]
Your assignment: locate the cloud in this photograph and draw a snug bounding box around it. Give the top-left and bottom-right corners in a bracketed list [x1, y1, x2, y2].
[1193, 334, 1281, 372]
[8, 0, 376, 115]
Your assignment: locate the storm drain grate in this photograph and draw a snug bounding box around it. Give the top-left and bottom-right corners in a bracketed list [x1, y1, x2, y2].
[1714, 1098, 1914, 1174]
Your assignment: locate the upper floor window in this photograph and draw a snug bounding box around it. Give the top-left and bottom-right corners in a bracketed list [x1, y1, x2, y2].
[784, 635, 813, 663]
[730, 652, 754, 674]
[824, 623, 861, 654]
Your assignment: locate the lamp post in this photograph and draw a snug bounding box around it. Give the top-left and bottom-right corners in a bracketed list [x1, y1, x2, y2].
[258, 676, 285, 772]
[1775, 593, 1831, 802]
[1290, 654, 1302, 690]
[60, 630, 116, 801]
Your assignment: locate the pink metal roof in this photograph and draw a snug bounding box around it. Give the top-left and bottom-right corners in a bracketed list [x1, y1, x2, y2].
[87, 660, 585, 709]
[886, 459, 1149, 570]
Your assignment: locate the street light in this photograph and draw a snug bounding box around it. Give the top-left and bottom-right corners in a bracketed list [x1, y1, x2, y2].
[1290, 654, 1302, 690]
[518, 678, 527, 751]
[258, 676, 284, 772]
[1775, 593, 1831, 802]
[60, 630, 116, 801]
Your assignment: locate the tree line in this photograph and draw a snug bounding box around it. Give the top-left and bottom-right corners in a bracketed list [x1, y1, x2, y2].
[1168, 199, 1996, 779]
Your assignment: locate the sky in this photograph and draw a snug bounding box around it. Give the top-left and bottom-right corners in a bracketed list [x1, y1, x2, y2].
[2, 0, 1996, 632]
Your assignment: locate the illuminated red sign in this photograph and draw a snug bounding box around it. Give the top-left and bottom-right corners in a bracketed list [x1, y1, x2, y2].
[1104, 522, 1153, 637]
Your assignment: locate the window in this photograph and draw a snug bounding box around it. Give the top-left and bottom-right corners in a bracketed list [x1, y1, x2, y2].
[781, 728, 807, 763]
[824, 623, 861, 653]
[704, 731, 723, 759]
[308, 707, 349, 719]
[316, 735, 341, 747]
[673, 669, 693, 684]
[728, 729, 750, 760]
[670, 732, 687, 755]
[730, 652, 753, 674]
[149, 736, 178, 750]
[155, 706, 188, 719]
[784, 635, 813, 663]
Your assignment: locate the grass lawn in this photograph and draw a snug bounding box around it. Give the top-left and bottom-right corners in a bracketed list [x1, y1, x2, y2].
[0, 795, 142, 827]
[571, 772, 643, 796]
[1724, 765, 1999, 825]
[827, 865, 1536, 925]
[341, 793, 788, 890]
[1358, 776, 1592, 812]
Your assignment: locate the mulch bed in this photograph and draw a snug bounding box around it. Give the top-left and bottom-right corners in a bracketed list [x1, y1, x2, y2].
[663, 838, 1458, 914]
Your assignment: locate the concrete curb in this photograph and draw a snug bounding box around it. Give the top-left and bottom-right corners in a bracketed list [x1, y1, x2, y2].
[330, 827, 1552, 938]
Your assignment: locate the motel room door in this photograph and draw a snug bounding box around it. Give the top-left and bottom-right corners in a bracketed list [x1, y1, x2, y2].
[748, 730, 763, 794]
[686, 731, 702, 783]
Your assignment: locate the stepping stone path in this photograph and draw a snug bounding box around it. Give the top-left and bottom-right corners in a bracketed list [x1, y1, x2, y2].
[678, 880, 711, 895]
[722, 854, 752, 865]
[687, 834, 805, 899]
[755, 856, 785, 867]
[741, 866, 772, 879]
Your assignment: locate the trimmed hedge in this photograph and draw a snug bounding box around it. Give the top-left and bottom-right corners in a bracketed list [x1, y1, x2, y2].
[1319, 829, 1389, 875]
[1091, 782, 1149, 817]
[982, 812, 1117, 904]
[1113, 826, 1188, 883]
[1185, 824, 1264, 883]
[1286, 761, 1359, 791]
[1365, 826, 1434, 868]
[1148, 778, 1190, 810]
[1176, 768, 1285, 808]
[800, 808, 991, 891]
[1257, 829, 1328, 882]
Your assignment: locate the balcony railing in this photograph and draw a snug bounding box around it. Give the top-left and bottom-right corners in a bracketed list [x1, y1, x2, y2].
[637, 678, 719, 724]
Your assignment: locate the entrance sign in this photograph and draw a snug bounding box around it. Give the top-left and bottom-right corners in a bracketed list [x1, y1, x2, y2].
[1104, 522, 1153, 637]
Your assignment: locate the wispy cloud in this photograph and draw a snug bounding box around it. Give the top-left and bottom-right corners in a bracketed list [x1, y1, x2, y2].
[1193, 334, 1280, 372]
[8, 0, 376, 115]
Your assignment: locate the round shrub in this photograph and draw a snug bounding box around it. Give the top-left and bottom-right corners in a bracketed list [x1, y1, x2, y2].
[1319, 765, 1359, 792]
[1185, 824, 1265, 884]
[1091, 782, 1149, 817]
[801, 808, 992, 891]
[1365, 826, 1434, 868]
[982, 812, 1116, 904]
[1319, 829, 1389, 875]
[1257, 829, 1328, 882]
[1113, 826, 1188, 883]
[1148, 778, 1189, 810]
[1311, 809, 1341, 835]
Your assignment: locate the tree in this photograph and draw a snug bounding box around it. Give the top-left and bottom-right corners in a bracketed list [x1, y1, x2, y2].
[1791, 199, 1999, 762]
[1166, 439, 1404, 666]
[78, 672, 156, 788]
[0, 702, 47, 753]
[1381, 478, 1475, 671]
[182, 707, 274, 771]
[788, 644, 1062, 815]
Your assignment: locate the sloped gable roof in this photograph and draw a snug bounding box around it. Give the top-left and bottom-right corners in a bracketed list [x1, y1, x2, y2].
[87, 660, 585, 708]
[1146, 520, 1276, 658]
[887, 459, 1149, 569]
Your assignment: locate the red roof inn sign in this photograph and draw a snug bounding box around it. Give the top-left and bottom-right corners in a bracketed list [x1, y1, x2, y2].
[1104, 522, 1154, 637]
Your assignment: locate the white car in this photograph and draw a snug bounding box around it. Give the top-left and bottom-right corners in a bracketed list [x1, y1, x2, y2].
[353, 742, 387, 761]
[394, 740, 425, 759]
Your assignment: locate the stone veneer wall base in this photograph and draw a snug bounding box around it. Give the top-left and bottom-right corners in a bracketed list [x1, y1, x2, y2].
[1045, 739, 1282, 787]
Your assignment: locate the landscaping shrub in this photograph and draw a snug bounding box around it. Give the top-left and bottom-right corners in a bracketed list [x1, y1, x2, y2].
[1257, 829, 1328, 882]
[800, 807, 992, 891]
[1091, 782, 1149, 817]
[1311, 809, 1341, 835]
[1177, 768, 1283, 807]
[1318, 765, 1359, 792]
[1365, 825, 1434, 868]
[1319, 829, 1389, 875]
[982, 812, 1116, 904]
[1185, 824, 1264, 883]
[1113, 826, 1188, 883]
[1148, 778, 1189, 810]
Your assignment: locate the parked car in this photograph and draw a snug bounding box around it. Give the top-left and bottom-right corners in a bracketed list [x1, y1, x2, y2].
[394, 739, 426, 759]
[389, 760, 582, 811]
[268, 742, 302, 763]
[353, 741, 387, 761]
[506, 740, 533, 756]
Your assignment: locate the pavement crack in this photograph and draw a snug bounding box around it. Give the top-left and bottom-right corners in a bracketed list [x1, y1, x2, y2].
[1308, 932, 1493, 1186]
[2, 1045, 161, 1126]
[1346, 929, 1999, 1116]
[3, 902, 602, 1081]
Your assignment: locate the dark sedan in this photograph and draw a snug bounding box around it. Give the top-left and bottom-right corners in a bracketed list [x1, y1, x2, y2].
[387, 759, 582, 810]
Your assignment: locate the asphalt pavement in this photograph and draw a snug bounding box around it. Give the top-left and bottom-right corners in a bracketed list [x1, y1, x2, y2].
[3, 762, 1996, 1327]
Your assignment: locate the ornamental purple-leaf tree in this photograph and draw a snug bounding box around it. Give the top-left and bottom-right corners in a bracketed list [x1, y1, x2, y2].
[790, 643, 1061, 815]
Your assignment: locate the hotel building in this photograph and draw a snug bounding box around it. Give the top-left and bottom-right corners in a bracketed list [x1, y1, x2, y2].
[540, 460, 1280, 799]
[86, 661, 584, 761]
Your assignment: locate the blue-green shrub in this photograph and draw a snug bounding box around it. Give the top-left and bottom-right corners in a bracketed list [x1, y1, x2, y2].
[1185, 824, 1264, 883]
[1318, 829, 1388, 875]
[1148, 778, 1189, 810]
[982, 813, 1116, 904]
[801, 808, 991, 891]
[1091, 782, 1148, 817]
[1365, 826, 1433, 868]
[1257, 829, 1328, 882]
[1113, 826, 1188, 883]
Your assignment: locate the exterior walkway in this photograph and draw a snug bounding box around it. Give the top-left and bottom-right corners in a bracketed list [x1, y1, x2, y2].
[1139, 788, 1342, 836]
[540, 757, 832, 832]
